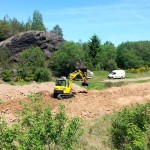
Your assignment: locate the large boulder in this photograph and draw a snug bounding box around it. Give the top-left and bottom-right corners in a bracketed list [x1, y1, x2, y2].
[0, 30, 64, 59]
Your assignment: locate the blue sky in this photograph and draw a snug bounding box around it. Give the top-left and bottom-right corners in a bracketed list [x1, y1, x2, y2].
[0, 0, 150, 45]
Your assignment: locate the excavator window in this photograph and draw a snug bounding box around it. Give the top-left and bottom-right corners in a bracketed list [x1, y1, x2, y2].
[55, 80, 67, 86]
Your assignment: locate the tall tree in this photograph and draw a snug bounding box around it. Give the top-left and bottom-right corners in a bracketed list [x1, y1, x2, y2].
[31, 10, 46, 31]
[96, 41, 117, 71]
[88, 34, 101, 67]
[0, 20, 11, 41]
[9, 17, 24, 35]
[88, 34, 100, 59]
[51, 24, 63, 37]
[24, 18, 32, 31]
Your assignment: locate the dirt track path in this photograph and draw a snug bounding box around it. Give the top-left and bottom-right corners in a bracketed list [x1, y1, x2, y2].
[104, 77, 150, 82]
[1, 81, 150, 122]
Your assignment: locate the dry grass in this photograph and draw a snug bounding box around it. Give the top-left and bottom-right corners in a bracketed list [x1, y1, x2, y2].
[79, 114, 113, 150]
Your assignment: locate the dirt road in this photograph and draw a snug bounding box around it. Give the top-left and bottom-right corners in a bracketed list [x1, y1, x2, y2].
[1, 81, 150, 122]
[104, 77, 150, 82]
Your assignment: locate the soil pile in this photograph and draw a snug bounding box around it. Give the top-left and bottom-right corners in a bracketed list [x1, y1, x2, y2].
[1, 82, 150, 122]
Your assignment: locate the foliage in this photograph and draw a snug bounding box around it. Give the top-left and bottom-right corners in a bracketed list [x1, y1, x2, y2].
[80, 114, 112, 150]
[17, 47, 45, 81]
[0, 16, 28, 41]
[31, 10, 46, 31]
[0, 93, 82, 150]
[128, 65, 150, 74]
[0, 20, 11, 41]
[81, 42, 93, 69]
[111, 103, 150, 150]
[96, 41, 117, 71]
[51, 24, 63, 37]
[0, 10, 64, 41]
[88, 34, 101, 59]
[49, 41, 85, 77]
[88, 34, 101, 66]
[34, 67, 51, 82]
[116, 41, 150, 69]
[1, 69, 12, 82]
[104, 59, 118, 72]
[0, 47, 11, 69]
[9, 17, 25, 35]
[0, 117, 17, 149]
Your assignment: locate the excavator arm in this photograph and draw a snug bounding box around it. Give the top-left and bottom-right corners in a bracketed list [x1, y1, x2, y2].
[68, 69, 88, 88]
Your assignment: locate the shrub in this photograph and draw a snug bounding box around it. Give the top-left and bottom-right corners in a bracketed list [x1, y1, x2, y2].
[0, 93, 83, 150]
[17, 47, 46, 81]
[34, 67, 51, 82]
[111, 103, 150, 150]
[128, 65, 150, 74]
[1, 69, 12, 82]
[0, 47, 11, 69]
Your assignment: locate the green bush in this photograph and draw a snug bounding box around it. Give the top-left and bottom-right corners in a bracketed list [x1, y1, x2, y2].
[34, 67, 51, 82]
[1, 69, 12, 82]
[128, 65, 150, 74]
[0, 93, 83, 150]
[111, 103, 150, 150]
[49, 41, 85, 77]
[17, 47, 46, 81]
[0, 47, 11, 69]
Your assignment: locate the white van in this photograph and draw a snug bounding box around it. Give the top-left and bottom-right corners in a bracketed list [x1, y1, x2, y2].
[108, 70, 125, 79]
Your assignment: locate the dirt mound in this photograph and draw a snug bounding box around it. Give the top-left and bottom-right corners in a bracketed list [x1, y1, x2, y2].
[1, 82, 150, 122]
[0, 82, 86, 102]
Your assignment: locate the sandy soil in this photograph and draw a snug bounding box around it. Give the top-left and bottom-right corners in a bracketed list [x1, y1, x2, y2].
[1, 81, 150, 123]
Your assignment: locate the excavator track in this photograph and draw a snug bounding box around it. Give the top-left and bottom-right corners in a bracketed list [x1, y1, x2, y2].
[57, 93, 75, 100]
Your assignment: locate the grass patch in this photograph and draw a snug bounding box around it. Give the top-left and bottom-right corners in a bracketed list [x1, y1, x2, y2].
[80, 114, 113, 150]
[85, 70, 108, 90]
[135, 79, 150, 83]
[76, 70, 150, 90]
[126, 71, 150, 78]
[104, 81, 126, 88]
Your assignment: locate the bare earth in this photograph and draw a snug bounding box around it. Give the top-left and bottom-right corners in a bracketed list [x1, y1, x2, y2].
[1, 80, 150, 123]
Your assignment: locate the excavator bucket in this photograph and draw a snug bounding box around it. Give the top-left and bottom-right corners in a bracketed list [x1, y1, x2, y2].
[82, 82, 88, 86]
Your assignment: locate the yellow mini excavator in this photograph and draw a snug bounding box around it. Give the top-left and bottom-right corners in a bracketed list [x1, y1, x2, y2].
[53, 69, 89, 99]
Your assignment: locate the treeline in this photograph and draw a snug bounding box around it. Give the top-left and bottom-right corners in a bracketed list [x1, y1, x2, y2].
[0, 10, 63, 42]
[49, 36, 150, 77]
[116, 41, 150, 69]
[1, 10, 150, 80]
[1, 38, 150, 81]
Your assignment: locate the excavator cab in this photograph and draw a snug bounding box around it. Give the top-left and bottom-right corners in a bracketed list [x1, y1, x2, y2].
[55, 79, 67, 86]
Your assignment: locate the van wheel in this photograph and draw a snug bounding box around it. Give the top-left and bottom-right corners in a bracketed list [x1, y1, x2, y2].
[121, 76, 124, 79]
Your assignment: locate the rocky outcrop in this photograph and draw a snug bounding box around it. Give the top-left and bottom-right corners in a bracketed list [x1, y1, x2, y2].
[0, 30, 64, 59]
